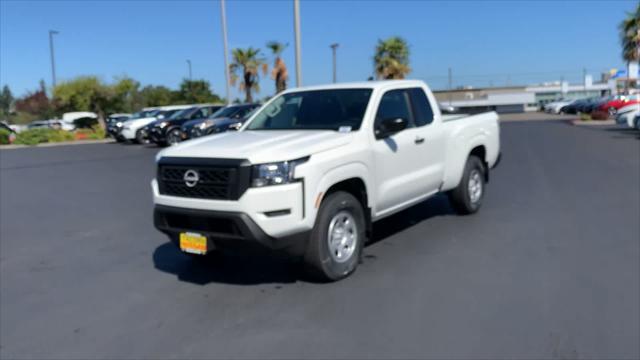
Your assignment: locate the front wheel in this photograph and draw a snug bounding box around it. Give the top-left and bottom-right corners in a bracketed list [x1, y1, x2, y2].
[135, 129, 149, 144]
[166, 128, 183, 146]
[304, 191, 366, 282]
[448, 155, 486, 215]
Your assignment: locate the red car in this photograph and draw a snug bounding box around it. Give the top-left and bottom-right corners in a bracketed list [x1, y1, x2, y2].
[598, 94, 640, 115]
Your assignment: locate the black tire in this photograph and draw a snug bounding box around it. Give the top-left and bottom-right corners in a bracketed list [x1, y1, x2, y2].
[304, 191, 366, 282]
[135, 129, 148, 144]
[448, 155, 486, 215]
[166, 128, 183, 146]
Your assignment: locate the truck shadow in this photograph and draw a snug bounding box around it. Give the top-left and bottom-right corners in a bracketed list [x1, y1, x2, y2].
[152, 193, 454, 286]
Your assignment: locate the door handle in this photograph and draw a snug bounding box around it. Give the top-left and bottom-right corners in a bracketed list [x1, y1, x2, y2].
[414, 136, 425, 144]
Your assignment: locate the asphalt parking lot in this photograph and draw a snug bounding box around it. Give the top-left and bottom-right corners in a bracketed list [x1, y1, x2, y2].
[1, 119, 638, 359]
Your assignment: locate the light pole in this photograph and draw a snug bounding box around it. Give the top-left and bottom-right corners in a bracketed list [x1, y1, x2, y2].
[220, 0, 231, 105]
[49, 30, 59, 88]
[293, 0, 302, 87]
[186, 59, 192, 81]
[330, 43, 339, 83]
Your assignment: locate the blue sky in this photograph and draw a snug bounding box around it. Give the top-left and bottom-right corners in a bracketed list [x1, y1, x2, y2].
[0, 0, 637, 100]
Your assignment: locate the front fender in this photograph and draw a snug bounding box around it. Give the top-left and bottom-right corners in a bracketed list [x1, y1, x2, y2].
[299, 161, 372, 227]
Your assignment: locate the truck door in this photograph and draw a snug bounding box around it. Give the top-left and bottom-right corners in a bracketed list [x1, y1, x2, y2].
[407, 87, 446, 193]
[372, 88, 432, 216]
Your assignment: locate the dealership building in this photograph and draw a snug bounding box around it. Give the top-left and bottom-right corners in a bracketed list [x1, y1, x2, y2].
[432, 76, 615, 113]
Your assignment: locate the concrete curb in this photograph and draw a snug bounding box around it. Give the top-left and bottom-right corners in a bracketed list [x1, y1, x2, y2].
[570, 119, 616, 126]
[1, 138, 116, 150]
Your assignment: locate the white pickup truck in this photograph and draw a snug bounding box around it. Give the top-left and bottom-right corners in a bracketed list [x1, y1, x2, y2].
[153, 80, 501, 281]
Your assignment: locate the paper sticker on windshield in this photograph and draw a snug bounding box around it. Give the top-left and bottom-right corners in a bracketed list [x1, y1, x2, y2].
[338, 126, 352, 133]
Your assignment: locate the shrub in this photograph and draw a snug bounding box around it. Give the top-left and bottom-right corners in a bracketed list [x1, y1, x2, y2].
[14, 128, 74, 145]
[0, 128, 11, 144]
[74, 126, 105, 140]
[590, 110, 609, 121]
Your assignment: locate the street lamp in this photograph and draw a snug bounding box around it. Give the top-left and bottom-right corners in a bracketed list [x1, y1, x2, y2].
[293, 0, 302, 87]
[49, 30, 59, 88]
[220, 0, 231, 105]
[186, 59, 192, 81]
[330, 43, 339, 83]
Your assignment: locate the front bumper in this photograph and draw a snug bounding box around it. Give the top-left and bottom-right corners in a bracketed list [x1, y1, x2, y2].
[152, 178, 308, 238]
[154, 204, 310, 256]
[148, 127, 167, 143]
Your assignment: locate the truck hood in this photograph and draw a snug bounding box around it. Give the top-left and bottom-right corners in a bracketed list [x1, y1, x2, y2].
[158, 130, 354, 164]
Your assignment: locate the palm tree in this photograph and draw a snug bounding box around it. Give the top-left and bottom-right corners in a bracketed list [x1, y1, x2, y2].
[266, 41, 289, 93]
[229, 47, 267, 103]
[373, 36, 411, 80]
[619, 3, 640, 90]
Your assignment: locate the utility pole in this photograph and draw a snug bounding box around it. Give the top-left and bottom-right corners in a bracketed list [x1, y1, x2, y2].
[583, 67, 587, 93]
[330, 43, 339, 83]
[293, 0, 302, 87]
[220, 0, 231, 104]
[49, 30, 59, 88]
[448, 67, 452, 105]
[187, 59, 192, 81]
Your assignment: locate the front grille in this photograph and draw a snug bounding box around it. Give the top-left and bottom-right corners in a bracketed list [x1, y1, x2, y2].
[157, 157, 251, 200]
[158, 166, 236, 200]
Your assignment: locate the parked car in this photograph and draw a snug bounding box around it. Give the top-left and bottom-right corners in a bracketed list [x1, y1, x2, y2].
[118, 106, 190, 143]
[147, 104, 224, 146]
[597, 94, 640, 116]
[632, 113, 640, 130]
[181, 103, 261, 139]
[615, 103, 640, 126]
[152, 80, 501, 281]
[560, 99, 587, 114]
[544, 99, 575, 114]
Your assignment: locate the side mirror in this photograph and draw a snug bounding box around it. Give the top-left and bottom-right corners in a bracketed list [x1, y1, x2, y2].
[157, 114, 165, 120]
[376, 117, 408, 138]
[228, 122, 242, 131]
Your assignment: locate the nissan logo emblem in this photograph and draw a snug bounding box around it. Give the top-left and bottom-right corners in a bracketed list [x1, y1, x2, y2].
[183, 169, 199, 188]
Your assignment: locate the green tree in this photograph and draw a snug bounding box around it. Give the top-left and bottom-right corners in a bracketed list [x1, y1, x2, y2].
[112, 76, 142, 113]
[266, 41, 288, 94]
[52, 76, 114, 127]
[620, 3, 640, 89]
[177, 79, 222, 104]
[139, 85, 174, 107]
[230, 47, 267, 103]
[0, 85, 14, 117]
[374, 36, 411, 80]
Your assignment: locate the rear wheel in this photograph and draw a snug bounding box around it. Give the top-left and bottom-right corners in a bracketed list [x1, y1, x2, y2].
[448, 155, 486, 215]
[304, 191, 365, 282]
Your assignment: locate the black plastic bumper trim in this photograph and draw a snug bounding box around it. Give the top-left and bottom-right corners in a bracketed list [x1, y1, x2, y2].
[153, 204, 310, 256]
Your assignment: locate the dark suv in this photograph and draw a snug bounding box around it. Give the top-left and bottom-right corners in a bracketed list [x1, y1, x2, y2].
[147, 105, 223, 146]
[181, 104, 261, 140]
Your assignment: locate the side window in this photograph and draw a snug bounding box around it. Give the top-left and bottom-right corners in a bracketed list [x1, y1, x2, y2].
[192, 109, 205, 119]
[374, 89, 414, 129]
[409, 88, 434, 126]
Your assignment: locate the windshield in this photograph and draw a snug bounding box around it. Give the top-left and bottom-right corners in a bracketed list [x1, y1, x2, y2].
[245, 89, 372, 131]
[167, 107, 195, 120]
[210, 106, 240, 119]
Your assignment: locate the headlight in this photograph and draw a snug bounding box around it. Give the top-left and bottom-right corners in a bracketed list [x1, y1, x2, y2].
[199, 120, 215, 129]
[251, 157, 309, 187]
[157, 121, 169, 128]
[116, 122, 123, 127]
